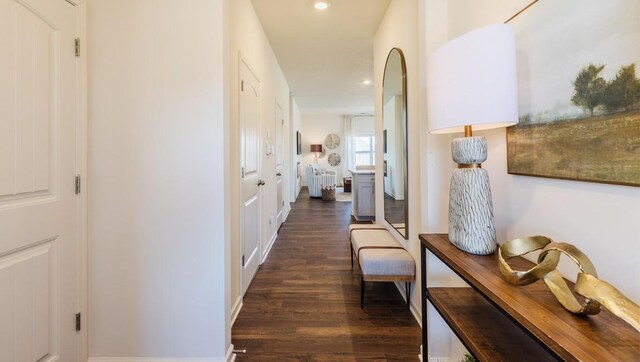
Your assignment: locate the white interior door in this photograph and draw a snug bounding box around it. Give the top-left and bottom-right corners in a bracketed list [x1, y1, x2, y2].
[0, 0, 82, 361]
[275, 102, 284, 226]
[239, 58, 261, 296]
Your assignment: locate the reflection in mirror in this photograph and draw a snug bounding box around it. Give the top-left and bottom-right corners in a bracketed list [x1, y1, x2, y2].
[382, 48, 408, 239]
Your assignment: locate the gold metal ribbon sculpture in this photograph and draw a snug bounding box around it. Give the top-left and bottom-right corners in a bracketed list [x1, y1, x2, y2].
[498, 236, 640, 332]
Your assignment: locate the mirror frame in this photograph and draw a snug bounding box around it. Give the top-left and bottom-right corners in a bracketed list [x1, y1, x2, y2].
[382, 48, 408, 239]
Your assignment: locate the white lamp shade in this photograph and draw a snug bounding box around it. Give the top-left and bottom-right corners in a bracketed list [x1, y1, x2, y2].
[427, 24, 519, 134]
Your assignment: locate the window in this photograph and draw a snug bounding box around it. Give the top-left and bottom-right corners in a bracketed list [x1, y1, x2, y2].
[355, 135, 375, 166]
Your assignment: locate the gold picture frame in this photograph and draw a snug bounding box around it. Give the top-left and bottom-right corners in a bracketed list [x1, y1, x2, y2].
[506, 0, 640, 187]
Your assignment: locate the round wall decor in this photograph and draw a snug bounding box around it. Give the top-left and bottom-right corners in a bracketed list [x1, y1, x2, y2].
[328, 152, 341, 167]
[325, 133, 340, 149]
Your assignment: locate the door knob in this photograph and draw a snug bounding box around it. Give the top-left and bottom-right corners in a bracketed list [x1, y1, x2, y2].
[258, 180, 265, 186]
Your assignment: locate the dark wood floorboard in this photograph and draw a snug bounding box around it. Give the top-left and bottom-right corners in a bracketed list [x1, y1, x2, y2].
[383, 192, 406, 225]
[232, 187, 421, 361]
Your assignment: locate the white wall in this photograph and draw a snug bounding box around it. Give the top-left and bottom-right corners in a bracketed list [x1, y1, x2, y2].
[422, 0, 640, 359]
[352, 115, 376, 135]
[87, 0, 230, 359]
[374, 0, 423, 317]
[301, 114, 346, 185]
[228, 0, 291, 320]
[383, 96, 405, 199]
[290, 97, 302, 199]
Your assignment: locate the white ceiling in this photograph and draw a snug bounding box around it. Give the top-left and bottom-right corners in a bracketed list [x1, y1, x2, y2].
[251, 0, 391, 116]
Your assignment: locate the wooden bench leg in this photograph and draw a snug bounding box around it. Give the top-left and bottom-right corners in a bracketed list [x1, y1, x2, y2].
[361, 277, 365, 309]
[351, 247, 354, 269]
[406, 282, 411, 309]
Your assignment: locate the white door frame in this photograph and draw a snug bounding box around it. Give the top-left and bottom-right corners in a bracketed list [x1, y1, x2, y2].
[275, 100, 284, 228]
[74, 1, 88, 360]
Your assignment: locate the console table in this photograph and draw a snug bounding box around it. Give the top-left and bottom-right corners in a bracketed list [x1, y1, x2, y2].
[420, 233, 639, 362]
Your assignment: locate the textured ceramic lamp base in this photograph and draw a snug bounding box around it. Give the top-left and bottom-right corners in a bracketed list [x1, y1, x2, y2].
[448, 136, 496, 255]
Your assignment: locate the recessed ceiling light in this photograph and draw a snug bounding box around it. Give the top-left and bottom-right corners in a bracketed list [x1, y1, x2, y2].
[314, 1, 331, 10]
[362, 80, 372, 85]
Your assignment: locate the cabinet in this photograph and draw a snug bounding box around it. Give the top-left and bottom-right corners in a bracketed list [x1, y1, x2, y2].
[349, 169, 375, 221]
[420, 233, 639, 362]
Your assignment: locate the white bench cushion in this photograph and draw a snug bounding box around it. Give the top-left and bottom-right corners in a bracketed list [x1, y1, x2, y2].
[351, 229, 398, 252]
[359, 248, 415, 277]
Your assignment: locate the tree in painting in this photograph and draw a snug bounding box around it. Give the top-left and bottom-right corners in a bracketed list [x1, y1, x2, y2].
[603, 63, 640, 112]
[571, 64, 607, 116]
[571, 63, 640, 116]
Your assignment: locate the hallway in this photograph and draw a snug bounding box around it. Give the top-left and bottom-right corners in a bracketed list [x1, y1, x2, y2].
[232, 188, 421, 361]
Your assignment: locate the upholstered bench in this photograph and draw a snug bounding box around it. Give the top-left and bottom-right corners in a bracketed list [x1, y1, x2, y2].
[348, 225, 415, 308]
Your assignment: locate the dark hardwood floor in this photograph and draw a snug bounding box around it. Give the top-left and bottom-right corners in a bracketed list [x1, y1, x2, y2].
[383, 192, 406, 225]
[232, 187, 421, 361]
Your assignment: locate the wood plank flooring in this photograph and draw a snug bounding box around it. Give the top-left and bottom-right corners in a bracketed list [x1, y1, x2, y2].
[232, 188, 421, 361]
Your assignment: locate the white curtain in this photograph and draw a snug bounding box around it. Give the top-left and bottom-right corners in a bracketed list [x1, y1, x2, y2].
[343, 115, 355, 178]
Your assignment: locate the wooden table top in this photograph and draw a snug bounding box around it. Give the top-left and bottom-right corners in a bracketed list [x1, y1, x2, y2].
[420, 233, 640, 361]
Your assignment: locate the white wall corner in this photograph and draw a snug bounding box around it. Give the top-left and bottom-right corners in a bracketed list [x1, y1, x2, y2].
[394, 281, 422, 328]
[230, 296, 243, 327]
[226, 343, 236, 362]
[410, 298, 422, 329]
[281, 205, 291, 223]
[261, 231, 278, 264]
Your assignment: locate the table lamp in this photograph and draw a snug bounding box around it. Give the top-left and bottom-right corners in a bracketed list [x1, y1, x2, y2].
[310, 144, 323, 163]
[426, 24, 519, 255]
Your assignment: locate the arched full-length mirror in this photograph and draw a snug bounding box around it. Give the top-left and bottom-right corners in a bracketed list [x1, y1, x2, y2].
[382, 48, 408, 239]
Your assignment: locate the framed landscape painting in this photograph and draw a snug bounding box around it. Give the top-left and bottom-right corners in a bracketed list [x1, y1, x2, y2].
[506, 0, 640, 186]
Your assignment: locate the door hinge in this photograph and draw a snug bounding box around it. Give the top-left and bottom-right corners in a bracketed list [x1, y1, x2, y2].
[242, 255, 245, 267]
[74, 38, 80, 57]
[241, 167, 245, 178]
[75, 175, 81, 194]
[241, 80, 244, 91]
[75, 313, 81, 331]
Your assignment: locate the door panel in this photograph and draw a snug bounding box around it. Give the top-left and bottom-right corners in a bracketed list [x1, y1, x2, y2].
[240, 58, 261, 296]
[358, 183, 375, 215]
[0, 0, 80, 360]
[0, 0, 54, 200]
[0, 242, 51, 361]
[242, 194, 259, 277]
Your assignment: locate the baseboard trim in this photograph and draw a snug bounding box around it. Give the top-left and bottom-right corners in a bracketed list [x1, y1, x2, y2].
[88, 358, 226, 362]
[428, 357, 450, 362]
[226, 344, 235, 362]
[230, 296, 243, 326]
[281, 206, 291, 223]
[261, 232, 277, 264]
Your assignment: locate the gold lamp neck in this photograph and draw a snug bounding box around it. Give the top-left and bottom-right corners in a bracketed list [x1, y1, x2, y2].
[464, 125, 473, 137]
